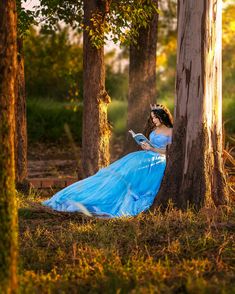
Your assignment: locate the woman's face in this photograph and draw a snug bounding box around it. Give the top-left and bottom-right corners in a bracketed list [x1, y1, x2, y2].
[151, 112, 161, 127]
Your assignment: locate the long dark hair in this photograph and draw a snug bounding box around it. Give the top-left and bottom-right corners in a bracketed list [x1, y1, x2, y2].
[144, 104, 173, 137]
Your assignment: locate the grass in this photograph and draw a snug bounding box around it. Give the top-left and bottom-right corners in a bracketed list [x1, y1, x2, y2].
[18, 194, 235, 294]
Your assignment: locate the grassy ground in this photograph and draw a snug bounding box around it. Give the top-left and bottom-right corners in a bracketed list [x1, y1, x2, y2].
[18, 194, 235, 294]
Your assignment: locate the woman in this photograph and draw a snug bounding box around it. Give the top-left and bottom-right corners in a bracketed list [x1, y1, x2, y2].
[43, 104, 173, 217]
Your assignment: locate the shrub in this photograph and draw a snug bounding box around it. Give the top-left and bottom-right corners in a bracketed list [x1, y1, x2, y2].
[27, 99, 83, 144]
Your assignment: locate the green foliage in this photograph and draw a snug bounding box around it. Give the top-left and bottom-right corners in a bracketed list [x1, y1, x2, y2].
[34, 0, 159, 48]
[106, 65, 128, 101]
[34, 0, 83, 32]
[222, 4, 235, 98]
[108, 0, 160, 46]
[18, 199, 235, 293]
[27, 99, 83, 143]
[17, 0, 37, 38]
[108, 100, 127, 135]
[27, 99, 128, 143]
[86, 0, 160, 48]
[24, 26, 83, 100]
[24, 27, 128, 102]
[223, 95, 235, 141]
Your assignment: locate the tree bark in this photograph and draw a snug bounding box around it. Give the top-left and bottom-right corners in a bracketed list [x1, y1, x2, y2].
[152, 0, 228, 210]
[15, 36, 28, 192]
[0, 0, 18, 292]
[126, 0, 158, 153]
[82, 0, 111, 177]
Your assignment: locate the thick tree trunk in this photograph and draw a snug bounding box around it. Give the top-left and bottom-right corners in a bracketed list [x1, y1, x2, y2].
[0, 0, 18, 292]
[82, 0, 111, 177]
[15, 37, 28, 192]
[126, 1, 158, 153]
[152, 0, 228, 210]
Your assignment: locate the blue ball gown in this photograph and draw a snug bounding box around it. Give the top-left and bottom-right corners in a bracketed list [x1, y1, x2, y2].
[42, 131, 171, 217]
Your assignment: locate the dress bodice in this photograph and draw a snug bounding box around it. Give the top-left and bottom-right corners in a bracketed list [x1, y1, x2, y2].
[149, 131, 172, 149]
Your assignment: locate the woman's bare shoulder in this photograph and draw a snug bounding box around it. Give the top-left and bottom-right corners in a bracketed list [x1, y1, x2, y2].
[166, 128, 173, 136]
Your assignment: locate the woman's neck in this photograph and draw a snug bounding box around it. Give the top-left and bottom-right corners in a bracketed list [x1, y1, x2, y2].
[155, 124, 168, 131]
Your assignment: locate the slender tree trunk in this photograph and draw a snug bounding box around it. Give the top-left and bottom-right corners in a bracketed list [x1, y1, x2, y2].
[82, 0, 111, 177]
[152, 0, 228, 210]
[15, 36, 28, 192]
[0, 0, 18, 292]
[126, 0, 158, 153]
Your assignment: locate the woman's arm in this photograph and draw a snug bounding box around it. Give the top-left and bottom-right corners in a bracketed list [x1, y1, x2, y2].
[150, 146, 166, 155]
[141, 142, 166, 155]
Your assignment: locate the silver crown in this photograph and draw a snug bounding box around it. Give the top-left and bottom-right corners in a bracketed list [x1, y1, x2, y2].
[150, 104, 162, 111]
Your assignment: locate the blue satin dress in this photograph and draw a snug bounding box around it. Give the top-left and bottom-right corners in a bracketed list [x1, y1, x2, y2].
[42, 132, 171, 217]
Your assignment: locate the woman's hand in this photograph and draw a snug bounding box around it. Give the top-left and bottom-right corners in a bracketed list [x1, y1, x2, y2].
[141, 142, 166, 154]
[141, 142, 152, 151]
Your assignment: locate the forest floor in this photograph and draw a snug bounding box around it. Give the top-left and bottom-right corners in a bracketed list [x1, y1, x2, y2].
[18, 196, 235, 293]
[27, 137, 124, 179]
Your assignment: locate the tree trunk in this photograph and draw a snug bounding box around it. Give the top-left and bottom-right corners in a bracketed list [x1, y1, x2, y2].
[15, 36, 28, 193]
[126, 0, 158, 153]
[0, 0, 18, 292]
[82, 0, 111, 177]
[152, 0, 228, 210]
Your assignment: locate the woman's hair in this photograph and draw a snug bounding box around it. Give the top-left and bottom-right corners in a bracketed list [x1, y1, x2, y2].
[143, 104, 173, 137]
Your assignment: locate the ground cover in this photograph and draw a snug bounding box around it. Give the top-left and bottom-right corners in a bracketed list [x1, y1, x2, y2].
[18, 195, 235, 294]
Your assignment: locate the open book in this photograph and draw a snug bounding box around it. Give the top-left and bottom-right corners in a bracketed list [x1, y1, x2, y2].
[128, 129, 155, 148]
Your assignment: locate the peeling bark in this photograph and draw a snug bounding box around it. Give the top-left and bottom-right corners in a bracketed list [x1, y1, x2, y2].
[152, 0, 228, 210]
[0, 0, 18, 291]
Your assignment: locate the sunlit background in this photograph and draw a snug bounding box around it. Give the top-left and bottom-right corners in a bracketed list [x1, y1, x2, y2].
[22, 0, 235, 144]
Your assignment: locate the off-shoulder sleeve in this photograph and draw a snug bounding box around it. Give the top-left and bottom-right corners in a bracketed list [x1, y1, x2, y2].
[167, 136, 172, 144]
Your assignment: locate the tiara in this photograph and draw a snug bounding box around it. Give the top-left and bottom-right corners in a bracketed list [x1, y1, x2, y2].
[150, 104, 163, 111]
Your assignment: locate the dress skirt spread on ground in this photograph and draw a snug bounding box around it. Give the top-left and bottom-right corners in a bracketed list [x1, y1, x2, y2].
[42, 131, 171, 217]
